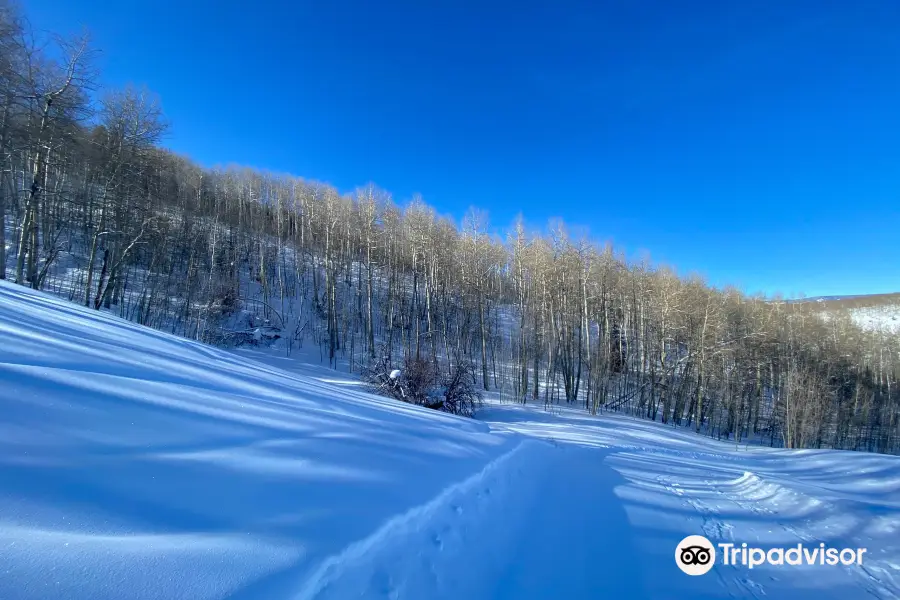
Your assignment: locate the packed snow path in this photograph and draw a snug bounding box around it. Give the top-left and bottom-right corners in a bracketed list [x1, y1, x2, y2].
[1, 281, 898, 600]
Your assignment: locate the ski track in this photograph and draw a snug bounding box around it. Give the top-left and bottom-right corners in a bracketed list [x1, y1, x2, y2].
[290, 440, 534, 600]
[639, 450, 899, 599]
[260, 413, 900, 600]
[481, 404, 900, 600]
[283, 437, 640, 599]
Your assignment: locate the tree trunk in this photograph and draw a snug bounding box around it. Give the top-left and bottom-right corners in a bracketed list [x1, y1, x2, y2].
[479, 296, 489, 390]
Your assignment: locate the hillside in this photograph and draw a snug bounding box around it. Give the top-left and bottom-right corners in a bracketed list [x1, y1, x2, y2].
[1, 281, 899, 599]
[796, 293, 900, 333]
[1, 0, 898, 456]
[794, 292, 900, 308]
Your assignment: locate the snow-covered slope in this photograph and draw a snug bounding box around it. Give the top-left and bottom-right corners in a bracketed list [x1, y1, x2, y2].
[816, 304, 900, 334]
[848, 304, 900, 333]
[0, 281, 519, 600]
[799, 293, 900, 333]
[1, 280, 899, 600]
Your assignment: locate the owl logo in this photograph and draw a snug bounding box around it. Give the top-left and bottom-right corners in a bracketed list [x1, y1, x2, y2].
[676, 535, 716, 575]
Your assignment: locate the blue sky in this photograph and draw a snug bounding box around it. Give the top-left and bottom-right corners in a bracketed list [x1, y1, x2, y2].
[22, 0, 900, 298]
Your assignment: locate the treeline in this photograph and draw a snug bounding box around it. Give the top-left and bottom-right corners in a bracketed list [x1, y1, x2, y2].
[1, 2, 898, 453]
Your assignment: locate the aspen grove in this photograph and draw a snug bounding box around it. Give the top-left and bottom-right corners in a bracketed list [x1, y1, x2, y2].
[1, 3, 898, 453]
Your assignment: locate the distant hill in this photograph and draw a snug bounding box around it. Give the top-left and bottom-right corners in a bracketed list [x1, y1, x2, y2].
[792, 292, 900, 310]
[789, 292, 900, 333]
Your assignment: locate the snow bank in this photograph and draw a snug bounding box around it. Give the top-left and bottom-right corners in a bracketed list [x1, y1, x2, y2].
[0, 281, 515, 600]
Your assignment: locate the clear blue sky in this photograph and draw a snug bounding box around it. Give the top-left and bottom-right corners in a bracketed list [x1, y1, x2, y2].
[22, 0, 900, 298]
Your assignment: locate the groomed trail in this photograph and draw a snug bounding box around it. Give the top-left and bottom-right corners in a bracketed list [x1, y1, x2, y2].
[1, 280, 898, 600]
[286, 440, 639, 600]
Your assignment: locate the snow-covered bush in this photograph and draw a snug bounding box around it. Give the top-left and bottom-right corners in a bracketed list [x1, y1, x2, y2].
[364, 347, 482, 417]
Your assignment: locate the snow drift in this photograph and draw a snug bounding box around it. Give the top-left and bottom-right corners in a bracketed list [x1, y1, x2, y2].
[0, 281, 519, 599]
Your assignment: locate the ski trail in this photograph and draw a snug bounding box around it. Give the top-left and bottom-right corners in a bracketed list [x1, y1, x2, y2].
[489, 443, 644, 599]
[290, 438, 538, 600]
[281, 437, 645, 600]
[720, 471, 898, 599]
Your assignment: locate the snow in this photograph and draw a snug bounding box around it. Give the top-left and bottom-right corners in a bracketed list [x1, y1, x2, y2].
[848, 305, 900, 333]
[814, 302, 900, 334]
[481, 404, 900, 599]
[1, 279, 899, 599]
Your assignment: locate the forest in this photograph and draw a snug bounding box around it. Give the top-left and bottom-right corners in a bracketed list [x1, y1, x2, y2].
[1, 2, 898, 453]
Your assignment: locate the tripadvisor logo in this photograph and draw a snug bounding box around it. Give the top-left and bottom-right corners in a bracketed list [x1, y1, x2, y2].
[676, 535, 716, 575]
[676, 534, 869, 575]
